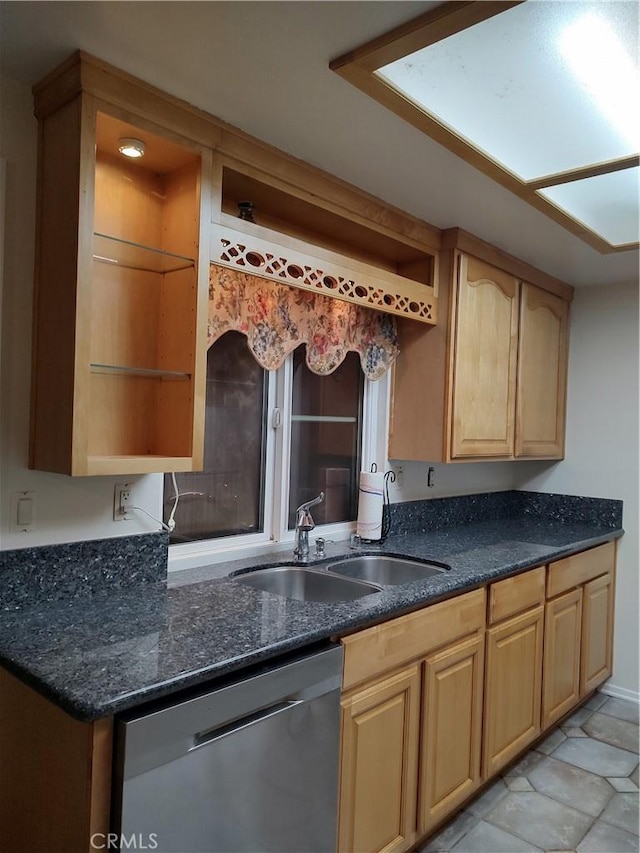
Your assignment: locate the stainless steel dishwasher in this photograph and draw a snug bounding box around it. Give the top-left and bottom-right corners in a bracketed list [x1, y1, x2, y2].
[112, 644, 343, 853]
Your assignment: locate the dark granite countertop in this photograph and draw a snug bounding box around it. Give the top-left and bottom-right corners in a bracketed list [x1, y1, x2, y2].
[0, 491, 624, 721]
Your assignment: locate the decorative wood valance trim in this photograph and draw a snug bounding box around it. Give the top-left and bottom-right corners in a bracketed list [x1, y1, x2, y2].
[210, 221, 438, 325]
[208, 263, 399, 380]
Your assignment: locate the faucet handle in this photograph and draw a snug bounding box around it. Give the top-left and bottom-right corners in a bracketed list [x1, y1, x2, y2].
[296, 492, 325, 514]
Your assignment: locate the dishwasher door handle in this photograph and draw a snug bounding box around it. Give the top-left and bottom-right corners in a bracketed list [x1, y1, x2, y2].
[192, 700, 302, 749]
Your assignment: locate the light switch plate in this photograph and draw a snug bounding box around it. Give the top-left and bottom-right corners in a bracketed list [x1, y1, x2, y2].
[11, 491, 35, 532]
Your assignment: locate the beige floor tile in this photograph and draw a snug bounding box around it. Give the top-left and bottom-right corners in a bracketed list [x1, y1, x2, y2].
[600, 793, 640, 836]
[564, 706, 595, 727]
[552, 736, 638, 777]
[583, 712, 640, 754]
[466, 779, 509, 818]
[528, 755, 614, 817]
[504, 750, 545, 777]
[599, 698, 640, 726]
[485, 791, 593, 850]
[584, 692, 609, 711]
[451, 819, 542, 852]
[608, 777, 640, 793]
[536, 728, 567, 755]
[418, 810, 479, 852]
[577, 819, 640, 852]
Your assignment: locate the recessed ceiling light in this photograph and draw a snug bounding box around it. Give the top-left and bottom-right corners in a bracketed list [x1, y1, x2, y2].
[118, 137, 146, 159]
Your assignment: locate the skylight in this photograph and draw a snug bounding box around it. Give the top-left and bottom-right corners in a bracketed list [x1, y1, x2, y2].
[331, 1, 639, 253]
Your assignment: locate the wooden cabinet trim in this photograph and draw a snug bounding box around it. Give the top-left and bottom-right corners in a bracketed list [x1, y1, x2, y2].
[441, 228, 574, 302]
[489, 566, 546, 624]
[342, 588, 486, 692]
[547, 542, 616, 598]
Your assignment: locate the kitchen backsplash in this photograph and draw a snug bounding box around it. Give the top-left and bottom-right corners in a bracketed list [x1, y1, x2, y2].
[0, 491, 623, 612]
[389, 490, 623, 535]
[0, 532, 168, 611]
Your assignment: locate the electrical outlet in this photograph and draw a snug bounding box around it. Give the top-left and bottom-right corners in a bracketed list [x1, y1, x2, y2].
[113, 483, 132, 521]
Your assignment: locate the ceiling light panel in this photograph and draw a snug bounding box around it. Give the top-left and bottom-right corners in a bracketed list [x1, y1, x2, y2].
[376, 1, 639, 182]
[539, 166, 640, 247]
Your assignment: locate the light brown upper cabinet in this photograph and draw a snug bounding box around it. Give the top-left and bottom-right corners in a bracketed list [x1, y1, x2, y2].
[516, 283, 569, 458]
[389, 229, 572, 463]
[449, 255, 519, 458]
[30, 61, 211, 475]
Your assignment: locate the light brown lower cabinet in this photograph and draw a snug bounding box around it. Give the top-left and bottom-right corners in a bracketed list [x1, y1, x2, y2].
[581, 570, 615, 694]
[338, 544, 617, 853]
[419, 633, 484, 835]
[543, 542, 616, 729]
[483, 605, 544, 777]
[0, 668, 112, 853]
[338, 588, 486, 853]
[338, 665, 421, 853]
[543, 587, 583, 728]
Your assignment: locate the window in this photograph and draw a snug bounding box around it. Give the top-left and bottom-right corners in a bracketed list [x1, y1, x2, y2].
[166, 332, 268, 543]
[164, 332, 384, 566]
[288, 346, 364, 529]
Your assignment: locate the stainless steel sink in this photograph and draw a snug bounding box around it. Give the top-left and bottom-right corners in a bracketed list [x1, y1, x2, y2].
[233, 566, 383, 602]
[326, 555, 449, 586]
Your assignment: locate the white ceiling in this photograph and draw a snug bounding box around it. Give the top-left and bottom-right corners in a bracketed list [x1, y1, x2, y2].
[1, 0, 638, 288]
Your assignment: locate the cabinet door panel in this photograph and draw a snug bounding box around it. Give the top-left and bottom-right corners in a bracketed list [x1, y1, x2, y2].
[516, 283, 568, 458]
[483, 606, 544, 777]
[450, 255, 519, 458]
[419, 634, 484, 835]
[581, 572, 615, 695]
[339, 665, 420, 853]
[543, 589, 583, 729]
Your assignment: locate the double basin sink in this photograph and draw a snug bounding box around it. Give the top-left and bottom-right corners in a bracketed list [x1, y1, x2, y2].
[232, 555, 450, 602]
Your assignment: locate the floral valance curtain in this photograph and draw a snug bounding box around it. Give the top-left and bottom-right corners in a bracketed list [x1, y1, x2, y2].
[208, 264, 399, 380]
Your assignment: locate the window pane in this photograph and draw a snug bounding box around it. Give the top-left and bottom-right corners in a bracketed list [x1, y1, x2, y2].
[164, 332, 267, 542]
[288, 348, 363, 529]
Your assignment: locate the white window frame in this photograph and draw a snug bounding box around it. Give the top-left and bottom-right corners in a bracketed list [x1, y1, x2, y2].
[168, 356, 390, 574]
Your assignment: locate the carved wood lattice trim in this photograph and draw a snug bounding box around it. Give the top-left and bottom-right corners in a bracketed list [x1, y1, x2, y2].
[210, 224, 437, 325]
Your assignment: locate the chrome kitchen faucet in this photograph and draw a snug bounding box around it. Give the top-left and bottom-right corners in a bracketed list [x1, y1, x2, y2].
[293, 492, 324, 561]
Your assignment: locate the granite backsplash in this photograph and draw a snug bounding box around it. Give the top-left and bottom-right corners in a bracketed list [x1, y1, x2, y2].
[0, 491, 622, 613]
[388, 490, 623, 536]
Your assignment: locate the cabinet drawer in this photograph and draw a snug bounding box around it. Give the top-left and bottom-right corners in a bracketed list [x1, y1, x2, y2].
[547, 542, 615, 599]
[342, 588, 485, 692]
[489, 567, 545, 624]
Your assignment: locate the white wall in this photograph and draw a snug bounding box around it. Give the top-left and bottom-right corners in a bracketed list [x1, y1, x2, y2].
[0, 73, 161, 550]
[521, 283, 639, 700]
[388, 459, 523, 502]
